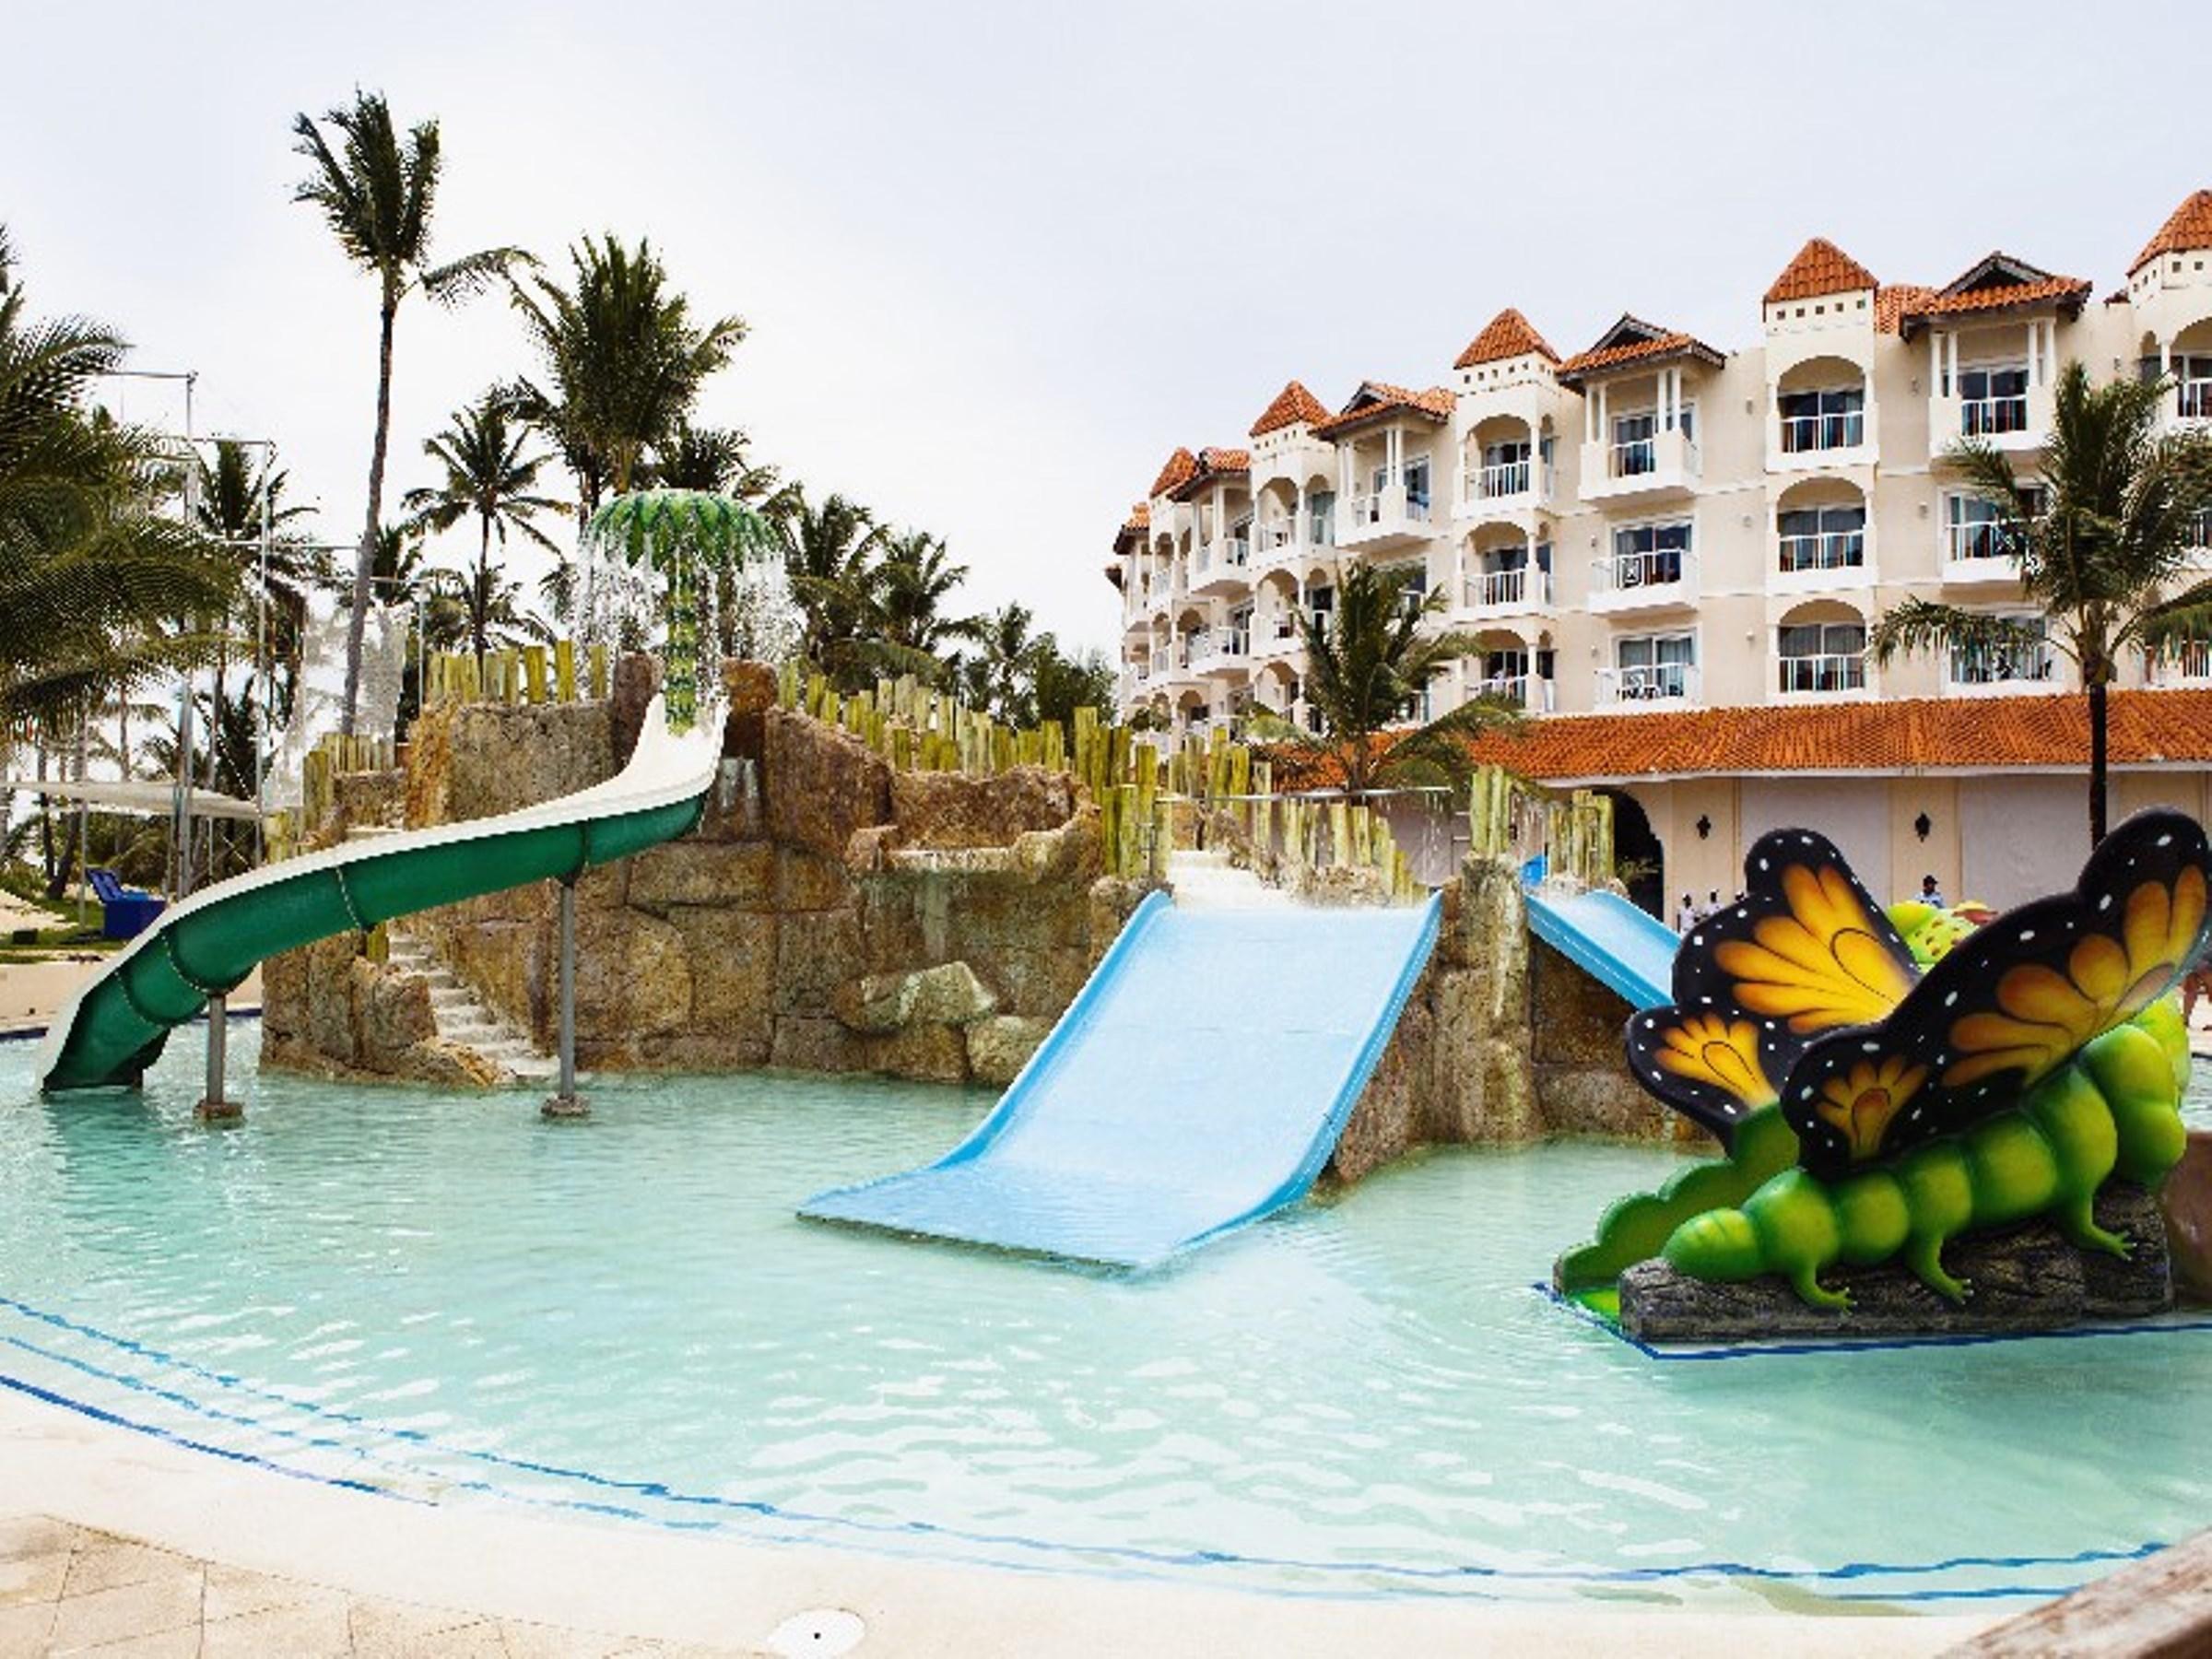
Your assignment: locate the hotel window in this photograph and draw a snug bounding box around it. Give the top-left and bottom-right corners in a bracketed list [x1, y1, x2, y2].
[1777, 504, 1865, 572]
[1943, 488, 2041, 561]
[1611, 520, 1691, 587]
[1612, 406, 1694, 476]
[1306, 582, 1335, 629]
[1947, 614, 2053, 686]
[1380, 560, 1428, 619]
[1615, 631, 1695, 700]
[1308, 489, 1335, 547]
[2176, 354, 2212, 418]
[1778, 386, 1865, 452]
[1478, 439, 1533, 498]
[1403, 455, 1432, 516]
[1777, 620, 1867, 693]
[1957, 362, 2030, 436]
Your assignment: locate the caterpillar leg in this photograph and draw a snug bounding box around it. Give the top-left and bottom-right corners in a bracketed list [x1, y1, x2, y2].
[1789, 1264, 1852, 1312]
[1905, 1233, 1971, 1304]
[2054, 1192, 2131, 1259]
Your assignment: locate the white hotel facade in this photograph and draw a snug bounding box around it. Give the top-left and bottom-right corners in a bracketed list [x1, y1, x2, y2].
[1105, 192, 2212, 912]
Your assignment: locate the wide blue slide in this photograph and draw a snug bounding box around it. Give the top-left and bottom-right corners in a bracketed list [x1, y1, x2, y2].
[1523, 887, 1677, 1012]
[801, 890, 1442, 1269]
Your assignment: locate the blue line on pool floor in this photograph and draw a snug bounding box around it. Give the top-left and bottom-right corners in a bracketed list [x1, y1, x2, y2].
[0, 1287, 2162, 1606]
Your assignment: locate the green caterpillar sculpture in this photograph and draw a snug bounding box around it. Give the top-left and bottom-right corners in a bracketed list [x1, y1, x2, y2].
[1570, 809, 2207, 1312]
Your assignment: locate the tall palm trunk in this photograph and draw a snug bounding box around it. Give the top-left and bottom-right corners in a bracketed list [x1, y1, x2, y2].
[2088, 677, 2110, 847]
[342, 283, 399, 735]
[473, 512, 493, 657]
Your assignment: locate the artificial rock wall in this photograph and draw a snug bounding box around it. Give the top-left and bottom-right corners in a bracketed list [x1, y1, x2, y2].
[265, 662, 1143, 1089]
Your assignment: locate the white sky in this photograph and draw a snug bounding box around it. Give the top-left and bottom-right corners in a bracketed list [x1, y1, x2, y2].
[6, 0, 2210, 655]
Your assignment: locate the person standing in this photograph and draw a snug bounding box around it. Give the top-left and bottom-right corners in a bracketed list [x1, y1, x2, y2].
[1920, 874, 1947, 908]
[1676, 893, 1699, 935]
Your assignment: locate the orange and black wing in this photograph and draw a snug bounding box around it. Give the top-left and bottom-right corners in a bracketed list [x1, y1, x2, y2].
[1623, 828, 1916, 1145]
[1783, 808, 2212, 1178]
[1625, 1006, 1781, 1146]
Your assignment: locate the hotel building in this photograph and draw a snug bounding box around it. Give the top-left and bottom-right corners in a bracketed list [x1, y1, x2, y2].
[1106, 191, 2212, 912]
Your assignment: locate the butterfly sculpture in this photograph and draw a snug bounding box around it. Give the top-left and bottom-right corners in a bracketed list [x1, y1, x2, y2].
[1618, 809, 2207, 1307]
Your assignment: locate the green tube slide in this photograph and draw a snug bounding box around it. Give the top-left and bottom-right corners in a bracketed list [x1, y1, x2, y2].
[36, 699, 721, 1094]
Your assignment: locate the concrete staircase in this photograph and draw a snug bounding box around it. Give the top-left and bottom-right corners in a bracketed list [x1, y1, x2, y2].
[1165, 847, 1297, 911]
[383, 925, 557, 1085]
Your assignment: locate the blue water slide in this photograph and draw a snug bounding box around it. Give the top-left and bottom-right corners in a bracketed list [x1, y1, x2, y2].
[1523, 887, 1678, 1012]
[799, 890, 1443, 1269]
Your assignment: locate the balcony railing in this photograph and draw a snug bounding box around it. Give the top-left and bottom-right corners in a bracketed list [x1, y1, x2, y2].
[1472, 674, 1556, 712]
[1780, 409, 1865, 453]
[1960, 395, 2030, 438]
[1255, 519, 1299, 554]
[1466, 565, 1554, 609]
[1255, 614, 1300, 651]
[1593, 548, 1690, 593]
[2154, 641, 2212, 684]
[1476, 458, 1531, 499]
[1777, 653, 1867, 695]
[1944, 521, 2018, 563]
[1778, 531, 1865, 573]
[1597, 663, 1699, 705]
[1186, 628, 1250, 669]
[1347, 489, 1434, 527]
[1948, 644, 2055, 687]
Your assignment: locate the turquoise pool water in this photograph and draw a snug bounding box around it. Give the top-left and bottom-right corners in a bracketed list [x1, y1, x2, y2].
[1, 1024, 2208, 1611]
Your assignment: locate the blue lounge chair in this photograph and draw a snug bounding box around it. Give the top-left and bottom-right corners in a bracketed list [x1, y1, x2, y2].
[87, 868, 166, 940]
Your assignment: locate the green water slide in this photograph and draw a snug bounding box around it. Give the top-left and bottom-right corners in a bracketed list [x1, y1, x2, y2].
[35, 698, 722, 1094]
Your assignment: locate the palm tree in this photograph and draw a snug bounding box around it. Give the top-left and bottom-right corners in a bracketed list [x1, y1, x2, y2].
[508, 235, 747, 514]
[1870, 360, 2212, 844]
[1029, 638, 1116, 730]
[646, 419, 781, 500]
[958, 602, 1041, 723]
[401, 394, 568, 655]
[872, 530, 982, 661]
[0, 225, 233, 730]
[194, 441, 328, 721]
[1250, 561, 1520, 800]
[291, 89, 526, 734]
[768, 488, 889, 687]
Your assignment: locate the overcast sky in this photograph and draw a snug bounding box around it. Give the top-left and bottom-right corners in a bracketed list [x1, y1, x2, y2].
[7, 1, 2210, 654]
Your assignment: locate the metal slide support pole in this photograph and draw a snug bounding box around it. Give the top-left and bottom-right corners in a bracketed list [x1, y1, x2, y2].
[196, 994, 240, 1122]
[542, 877, 587, 1120]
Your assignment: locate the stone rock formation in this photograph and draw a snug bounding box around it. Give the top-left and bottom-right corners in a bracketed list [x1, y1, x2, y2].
[1618, 1182, 2171, 1343]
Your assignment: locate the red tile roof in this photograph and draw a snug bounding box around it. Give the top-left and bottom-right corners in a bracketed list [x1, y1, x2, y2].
[1453, 308, 1559, 369]
[1266, 690, 2212, 788]
[2132, 190, 2212, 276]
[1467, 691, 2212, 782]
[1555, 315, 1726, 387]
[1147, 447, 1197, 499]
[1249, 381, 1332, 437]
[1895, 253, 2091, 336]
[1763, 238, 1878, 304]
[1167, 447, 1252, 501]
[1312, 382, 1456, 440]
[1110, 501, 1148, 559]
[1874, 284, 1936, 334]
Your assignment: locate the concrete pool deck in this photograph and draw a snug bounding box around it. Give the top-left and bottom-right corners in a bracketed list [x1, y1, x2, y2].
[0, 1389, 1996, 1657]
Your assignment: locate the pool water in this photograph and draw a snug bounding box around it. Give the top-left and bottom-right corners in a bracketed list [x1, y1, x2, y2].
[1, 1023, 2208, 1611]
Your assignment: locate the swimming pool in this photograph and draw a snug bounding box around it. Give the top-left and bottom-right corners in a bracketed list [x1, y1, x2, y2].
[1, 1023, 2206, 1612]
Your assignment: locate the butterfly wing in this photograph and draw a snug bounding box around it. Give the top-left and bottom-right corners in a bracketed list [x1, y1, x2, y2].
[1625, 1006, 1781, 1146]
[1783, 808, 2212, 1178]
[1621, 828, 1916, 1144]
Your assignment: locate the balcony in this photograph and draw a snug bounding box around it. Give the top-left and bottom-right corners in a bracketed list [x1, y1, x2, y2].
[1774, 529, 1871, 593]
[1339, 484, 1435, 551]
[1771, 405, 1873, 474]
[1463, 564, 1555, 617]
[1252, 519, 1303, 568]
[1775, 653, 1869, 699]
[1940, 522, 2026, 588]
[1930, 382, 2052, 456]
[1947, 643, 2057, 697]
[1185, 626, 1251, 677]
[1191, 535, 1252, 596]
[1588, 548, 1698, 614]
[1469, 673, 1557, 713]
[1252, 614, 1303, 658]
[1453, 458, 1553, 518]
[2149, 640, 2212, 688]
[1596, 663, 1700, 707]
[1581, 429, 1700, 504]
